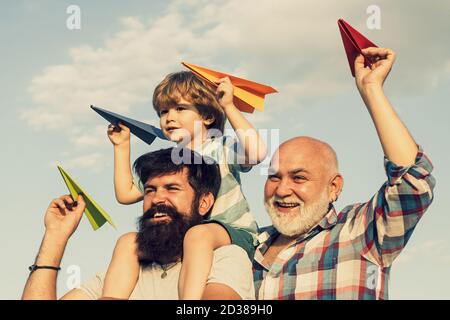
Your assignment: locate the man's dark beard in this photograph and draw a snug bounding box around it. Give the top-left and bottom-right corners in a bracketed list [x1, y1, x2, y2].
[136, 200, 203, 268]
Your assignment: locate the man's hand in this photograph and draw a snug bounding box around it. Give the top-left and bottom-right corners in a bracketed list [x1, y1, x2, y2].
[107, 123, 131, 146]
[215, 77, 235, 110]
[355, 47, 396, 93]
[44, 194, 85, 241]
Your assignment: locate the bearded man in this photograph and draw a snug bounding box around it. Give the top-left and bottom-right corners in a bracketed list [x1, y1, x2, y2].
[253, 47, 436, 299]
[22, 148, 254, 300]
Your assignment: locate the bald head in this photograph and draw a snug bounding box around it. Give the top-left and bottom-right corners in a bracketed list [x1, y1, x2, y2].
[275, 136, 339, 179]
[264, 136, 343, 237]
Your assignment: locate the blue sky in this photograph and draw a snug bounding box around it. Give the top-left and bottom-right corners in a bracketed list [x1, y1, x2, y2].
[1, 0, 449, 299]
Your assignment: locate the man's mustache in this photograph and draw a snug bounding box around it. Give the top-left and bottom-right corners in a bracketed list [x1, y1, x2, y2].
[142, 204, 179, 220]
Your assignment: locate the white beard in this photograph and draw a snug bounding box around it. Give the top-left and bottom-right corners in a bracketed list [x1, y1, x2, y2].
[265, 190, 330, 237]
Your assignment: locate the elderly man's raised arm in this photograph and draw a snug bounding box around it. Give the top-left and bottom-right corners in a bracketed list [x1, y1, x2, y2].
[346, 48, 436, 267]
[22, 195, 90, 300]
[355, 48, 418, 166]
[346, 149, 435, 267]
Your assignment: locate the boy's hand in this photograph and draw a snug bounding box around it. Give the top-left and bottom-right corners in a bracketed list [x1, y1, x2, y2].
[107, 123, 131, 146]
[44, 194, 85, 240]
[215, 77, 235, 110]
[355, 47, 396, 92]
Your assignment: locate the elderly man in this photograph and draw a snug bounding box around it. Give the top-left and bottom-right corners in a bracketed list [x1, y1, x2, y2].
[253, 48, 436, 299]
[22, 148, 254, 300]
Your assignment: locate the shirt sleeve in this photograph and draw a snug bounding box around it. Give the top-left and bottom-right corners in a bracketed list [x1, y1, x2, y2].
[346, 147, 436, 267]
[77, 270, 107, 300]
[207, 245, 256, 300]
[222, 136, 253, 174]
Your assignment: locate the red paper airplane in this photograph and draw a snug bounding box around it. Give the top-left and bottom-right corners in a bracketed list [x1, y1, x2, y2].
[338, 18, 379, 77]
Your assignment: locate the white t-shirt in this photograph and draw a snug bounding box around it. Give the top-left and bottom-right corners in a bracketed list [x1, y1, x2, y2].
[78, 245, 255, 300]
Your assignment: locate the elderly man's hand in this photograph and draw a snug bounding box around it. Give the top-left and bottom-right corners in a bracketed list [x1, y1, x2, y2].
[355, 47, 396, 92]
[44, 194, 85, 241]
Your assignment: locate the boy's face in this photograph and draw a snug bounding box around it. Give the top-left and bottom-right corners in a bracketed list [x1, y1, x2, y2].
[159, 97, 209, 144]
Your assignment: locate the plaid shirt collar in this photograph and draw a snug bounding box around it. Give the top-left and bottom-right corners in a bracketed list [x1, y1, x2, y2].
[257, 205, 339, 252]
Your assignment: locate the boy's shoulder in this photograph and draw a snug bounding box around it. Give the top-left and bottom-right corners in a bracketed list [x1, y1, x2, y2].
[205, 135, 238, 149]
[201, 135, 239, 157]
[116, 232, 138, 247]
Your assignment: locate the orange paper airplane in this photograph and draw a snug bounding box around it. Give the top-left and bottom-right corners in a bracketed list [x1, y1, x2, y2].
[181, 61, 277, 113]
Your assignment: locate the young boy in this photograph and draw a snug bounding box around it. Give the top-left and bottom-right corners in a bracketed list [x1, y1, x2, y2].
[102, 71, 267, 299]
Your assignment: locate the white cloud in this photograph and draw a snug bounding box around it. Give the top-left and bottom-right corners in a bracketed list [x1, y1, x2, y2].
[21, 0, 450, 136]
[70, 125, 110, 148]
[67, 153, 104, 169]
[20, 0, 356, 133]
[22, 17, 170, 131]
[51, 153, 105, 172]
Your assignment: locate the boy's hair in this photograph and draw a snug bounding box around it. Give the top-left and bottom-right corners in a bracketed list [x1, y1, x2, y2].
[153, 71, 226, 133]
[134, 147, 221, 217]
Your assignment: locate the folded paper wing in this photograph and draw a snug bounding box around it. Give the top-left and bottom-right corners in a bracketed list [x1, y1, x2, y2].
[58, 166, 116, 231]
[181, 62, 278, 113]
[91, 105, 167, 145]
[338, 18, 378, 77]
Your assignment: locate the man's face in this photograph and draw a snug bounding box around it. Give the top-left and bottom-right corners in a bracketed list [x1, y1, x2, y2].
[137, 168, 203, 266]
[142, 167, 196, 224]
[264, 145, 331, 237]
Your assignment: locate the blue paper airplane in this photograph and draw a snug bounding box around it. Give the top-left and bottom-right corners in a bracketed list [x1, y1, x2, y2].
[91, 105, 168, 145]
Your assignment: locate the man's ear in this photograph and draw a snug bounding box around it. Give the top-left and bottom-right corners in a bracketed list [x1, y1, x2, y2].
[198, 192, 215, 217]
[329, 174, 344, 202]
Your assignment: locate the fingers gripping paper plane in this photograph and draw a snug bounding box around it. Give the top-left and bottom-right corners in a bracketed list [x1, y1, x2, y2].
[181, 61, 278, 113]
[338, 18, 379, 77]
[91, 105, 168, 145]
[57, 166, 116, 230]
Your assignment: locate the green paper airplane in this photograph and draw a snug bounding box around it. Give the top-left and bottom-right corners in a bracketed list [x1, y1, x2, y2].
[57, 166, 116, 231]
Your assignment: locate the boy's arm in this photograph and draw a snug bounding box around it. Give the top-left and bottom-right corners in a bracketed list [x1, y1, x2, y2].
[215, 78, 268, 166]
[108, 124, 143, 204]
[355, 48, 417, 166]
[101, 232, 140, 299]
[202, 283, 241, 300]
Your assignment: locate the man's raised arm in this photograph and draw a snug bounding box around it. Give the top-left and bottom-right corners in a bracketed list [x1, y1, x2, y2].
[22, 195, 89, 300]
[349, 49, 435, 267]
[355, 47, 418, 166]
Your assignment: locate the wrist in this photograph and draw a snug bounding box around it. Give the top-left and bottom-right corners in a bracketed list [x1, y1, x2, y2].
[360, 83, 383, 95]
[222, 102, 237, 113]
[114, 141, 130, 150]
[359, 83, 385, 102]
[35, 232, 68, 266]
[43, 231, 70, 247]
